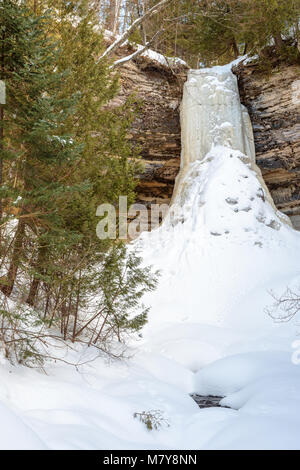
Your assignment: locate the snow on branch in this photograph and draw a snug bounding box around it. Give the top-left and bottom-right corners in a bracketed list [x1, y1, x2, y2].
[110, 30, 163, 69]
[97, 0, 172, 64]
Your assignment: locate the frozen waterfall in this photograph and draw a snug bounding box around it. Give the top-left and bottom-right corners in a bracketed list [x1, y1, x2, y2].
[180, 66, 255, 167]
[172, 65, 284, 219]
[135, 62, 299, 343]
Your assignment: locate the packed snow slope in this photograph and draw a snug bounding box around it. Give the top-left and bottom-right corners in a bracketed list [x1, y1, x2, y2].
[0, 61, 300, 450]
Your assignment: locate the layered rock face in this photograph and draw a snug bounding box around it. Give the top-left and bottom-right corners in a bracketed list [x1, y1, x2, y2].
[134, 65, 299, 334]
[113, 49, 299, 230]
[110, 48, 187, 219]
[234, 62, 300, 229]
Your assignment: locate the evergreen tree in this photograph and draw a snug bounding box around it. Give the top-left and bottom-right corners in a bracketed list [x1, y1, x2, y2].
[0, 0, 84, 298]
[0, 0, 156, 362]
[23, 0, 142, 310]
[143, 0, 300, 66]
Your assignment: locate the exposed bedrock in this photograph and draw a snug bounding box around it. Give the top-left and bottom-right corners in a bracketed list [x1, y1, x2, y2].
[109, 47, 188, 214]
[113, 49, 300, 230]
[233, 62, 300, 229]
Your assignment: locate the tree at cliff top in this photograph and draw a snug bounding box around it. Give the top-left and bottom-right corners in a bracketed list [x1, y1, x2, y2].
[0, 0, 156, 363]
[142, 0, 300, 66]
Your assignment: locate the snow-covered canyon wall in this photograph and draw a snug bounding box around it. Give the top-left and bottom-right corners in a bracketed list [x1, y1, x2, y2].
[108, 46, 188, 216]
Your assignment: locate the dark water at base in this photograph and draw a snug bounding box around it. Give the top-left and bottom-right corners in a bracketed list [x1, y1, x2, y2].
[190, 394, 229, 409]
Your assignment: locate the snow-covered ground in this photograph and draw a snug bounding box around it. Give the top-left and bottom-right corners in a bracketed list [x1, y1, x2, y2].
[2, 346, 300, 450]
[0, 61, 300, 450]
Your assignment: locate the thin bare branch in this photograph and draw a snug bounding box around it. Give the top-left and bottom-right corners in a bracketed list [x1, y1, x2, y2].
[97, 0, 172, 63]
[110, 30, 164, 69]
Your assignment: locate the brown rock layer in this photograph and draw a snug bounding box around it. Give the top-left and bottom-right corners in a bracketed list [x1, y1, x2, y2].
[234, 62, 300, 228]
[113, 47, 300, 231]
[110, 47, 187, 219]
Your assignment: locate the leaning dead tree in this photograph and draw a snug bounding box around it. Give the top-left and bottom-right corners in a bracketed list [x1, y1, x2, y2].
[111, 30, 163, 69]
[97, 0, 173, 67]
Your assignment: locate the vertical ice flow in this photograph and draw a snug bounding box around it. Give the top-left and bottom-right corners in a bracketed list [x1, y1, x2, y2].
[172, 66, 282, 218]
[181, 68, 255, 164]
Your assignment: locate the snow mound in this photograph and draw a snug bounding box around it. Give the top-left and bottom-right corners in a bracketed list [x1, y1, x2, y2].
[136, 144, 300, 339]
[193, 351, 300, 450]
[0, 401, 45, 450]
[162, 146, 288, 242]
[194, 351, 297, 396]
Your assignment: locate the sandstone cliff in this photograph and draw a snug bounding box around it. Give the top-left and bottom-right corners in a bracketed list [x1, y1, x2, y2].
[110, 45, 187, 219]
[113, 48, 300, 230]
[234, 61, 300, 229]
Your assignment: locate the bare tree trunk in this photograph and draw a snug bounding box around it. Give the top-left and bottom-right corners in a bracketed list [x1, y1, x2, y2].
[296, 22, 300, 54]
[115, 0, 122, 34]
[72, 271, 82, 342]
[174, 20, 178, 56]
[1, 218, 25, 297]
[0, 30, 5, 244]
[107, 0, 122, 34]
[274, 32, 284, 51]
[26, 276, 40, 307]
[123, 0, 129, 33]
[0, 105, 3, 243]
[26, 245, 47, 307]
[107, 0, 117, 32]
[138, 0, 148, 45]
[232, 38, 239, 59]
